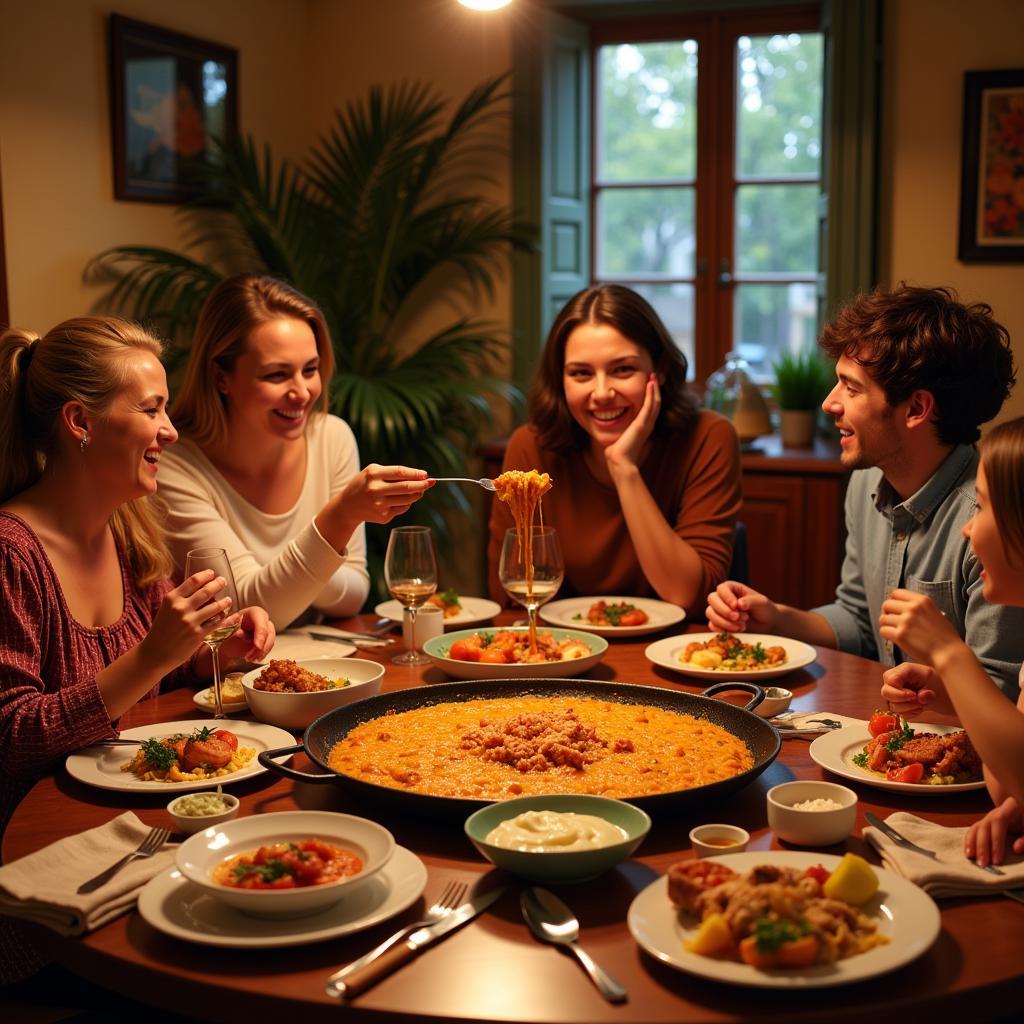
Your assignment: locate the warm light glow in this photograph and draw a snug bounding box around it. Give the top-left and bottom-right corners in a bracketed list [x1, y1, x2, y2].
[457, 0, 512, 10]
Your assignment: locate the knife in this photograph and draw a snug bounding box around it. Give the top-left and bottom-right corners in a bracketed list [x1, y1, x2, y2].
[307, 630, 394, 646]
[865, 812, 1005, 876]
[326, 886, 505, 999]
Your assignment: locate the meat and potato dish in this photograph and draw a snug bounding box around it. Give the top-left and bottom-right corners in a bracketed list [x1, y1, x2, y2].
[682, 633, 787, 672]
[252, 659, 350, 693]
[853, 711, 981, 785]
[121, 726, 255, 783]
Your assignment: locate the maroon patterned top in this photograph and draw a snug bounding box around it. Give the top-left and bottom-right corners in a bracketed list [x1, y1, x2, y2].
[0, 511, 196, 981]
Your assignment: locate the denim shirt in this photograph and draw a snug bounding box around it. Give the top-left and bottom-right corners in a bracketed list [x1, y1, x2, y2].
[813, 444, 1023, 700]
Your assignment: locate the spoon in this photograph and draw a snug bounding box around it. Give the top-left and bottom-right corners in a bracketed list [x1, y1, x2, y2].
[520, 887, 627, 1003]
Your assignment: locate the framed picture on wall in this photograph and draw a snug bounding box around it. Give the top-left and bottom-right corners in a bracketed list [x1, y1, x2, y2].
[958, 68, 1024, 262]
[108, 15, 238, 203]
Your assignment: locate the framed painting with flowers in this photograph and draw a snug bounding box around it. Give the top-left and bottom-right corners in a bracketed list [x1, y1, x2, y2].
[108, 15, 238, 203]
[958, 69, 1024, 262]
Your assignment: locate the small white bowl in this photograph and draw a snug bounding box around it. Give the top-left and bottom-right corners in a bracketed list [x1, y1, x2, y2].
[753, 686, 793, 718]
[241, 658, 384, 730]
[689, 823, 750, 858]
[767, 781, 858, 846]
[176, 810, 395, 918]
[167, 791, 240, 835]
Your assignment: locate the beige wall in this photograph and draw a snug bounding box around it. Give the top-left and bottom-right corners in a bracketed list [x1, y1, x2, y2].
[0, 0, 312, 330]
[880, 0, 1024, 424]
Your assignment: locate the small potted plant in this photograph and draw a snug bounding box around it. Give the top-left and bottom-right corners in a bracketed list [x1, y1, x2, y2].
[771, 350, 832, 448]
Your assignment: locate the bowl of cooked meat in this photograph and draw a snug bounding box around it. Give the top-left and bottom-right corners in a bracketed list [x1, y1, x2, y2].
[241, 658, 384, 730]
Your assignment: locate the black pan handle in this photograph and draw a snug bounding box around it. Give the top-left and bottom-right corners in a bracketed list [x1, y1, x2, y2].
[700, 680, 765, 712]
[258, 745, 337, 784]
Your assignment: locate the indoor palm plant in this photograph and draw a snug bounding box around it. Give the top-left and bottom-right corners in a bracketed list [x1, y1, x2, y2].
[771, 349, 832, 447]
[88, 75, 533, 596]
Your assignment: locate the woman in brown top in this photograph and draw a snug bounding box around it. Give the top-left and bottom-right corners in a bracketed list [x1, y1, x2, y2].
[488, 285, 741, 615]
[0, 317, 274, 983]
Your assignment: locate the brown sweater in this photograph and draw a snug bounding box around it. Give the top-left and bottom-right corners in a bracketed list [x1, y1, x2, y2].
[486, 411, 742, 616]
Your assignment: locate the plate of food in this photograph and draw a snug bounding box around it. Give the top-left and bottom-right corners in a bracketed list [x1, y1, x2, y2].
[65, 720, 295, 793]
[192, 672, 248, 715]
[421, 626, 608, 679]
[628, 850, 940, 988]
[809, 713, 985, 793]
[645, 632, 816, 680]
[137, 845, 427, 948]
[376, 593, 502, 629]
[540, 596, 686, 637]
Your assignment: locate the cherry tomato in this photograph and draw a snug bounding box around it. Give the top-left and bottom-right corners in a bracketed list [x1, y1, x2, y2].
[674, 860, 738, 891]
[479, 648, 509, 664]
[212, 729, 238, 751]
[868, 710, 900, 738]
[886, 761, 924, 784]
[448, 640, 481, 662]
[803, 864, 831, 886]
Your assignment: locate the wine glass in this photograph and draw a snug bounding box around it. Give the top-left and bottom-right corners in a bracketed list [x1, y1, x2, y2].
[384, 526, 438, 667]
[184, 547, 240, 719]
[498, 526, 564, 647]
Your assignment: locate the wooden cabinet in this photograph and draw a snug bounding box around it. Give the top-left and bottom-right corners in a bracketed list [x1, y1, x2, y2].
[741, 436, 847, 609]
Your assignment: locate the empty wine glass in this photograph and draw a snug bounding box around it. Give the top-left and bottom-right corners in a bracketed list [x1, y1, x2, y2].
[498, 526, 564, 648]
[184, 547, 239, 719]
[384, 526, 438, 667]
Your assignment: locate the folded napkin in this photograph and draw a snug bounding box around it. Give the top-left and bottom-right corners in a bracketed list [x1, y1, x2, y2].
[0, 812, 175, 935]
[771, 710, 864, 734]
[864, 811, 1024, 899]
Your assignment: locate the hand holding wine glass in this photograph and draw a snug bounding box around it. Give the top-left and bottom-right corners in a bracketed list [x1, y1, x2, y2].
[385, 526, 438, 667]
[184, 547, 240, 718]
[499, 525, 564, 652]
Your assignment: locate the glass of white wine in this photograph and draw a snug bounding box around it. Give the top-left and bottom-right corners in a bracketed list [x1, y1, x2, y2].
[184, 547, 240, 720]
[384, 525, 438, 667]
[499, 526, 564, 646]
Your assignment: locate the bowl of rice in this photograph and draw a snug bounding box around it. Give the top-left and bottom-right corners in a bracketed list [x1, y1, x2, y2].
[241, 658, 384, 730]
[767, 780, 857, 846]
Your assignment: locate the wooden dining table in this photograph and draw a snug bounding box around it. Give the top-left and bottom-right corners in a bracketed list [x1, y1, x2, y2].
[4, 613, 1022, 1023]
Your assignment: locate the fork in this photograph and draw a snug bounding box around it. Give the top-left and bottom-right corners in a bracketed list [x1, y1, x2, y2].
[77, 826, 171, 894]
[324, 880, 468, 997]
[431, 477, 497, 492]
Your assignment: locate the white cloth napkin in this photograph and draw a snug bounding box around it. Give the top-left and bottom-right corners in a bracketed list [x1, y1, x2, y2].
[0, 812, 176, 935]
[864, 811, 1024, 898]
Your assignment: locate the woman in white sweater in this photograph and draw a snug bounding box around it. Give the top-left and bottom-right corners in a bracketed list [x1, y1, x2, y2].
[158, 275, 432, 628]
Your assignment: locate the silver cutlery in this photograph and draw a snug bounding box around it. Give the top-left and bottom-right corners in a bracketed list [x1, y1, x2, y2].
[77, 826, 171, 894]
[327, 885, 504, 999]
[865, 812, 1005, 876]
[431, 477, 497, 492]
[324, 880, 468, 998]
[521, 887, 627, 1004]
[308, 630, 395, 646]
[89, 738, 142, 747]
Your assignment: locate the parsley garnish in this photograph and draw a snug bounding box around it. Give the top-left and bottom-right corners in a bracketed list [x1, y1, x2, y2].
[139, 738, 177, 772]
[603, 603, 638, 626]
[884, 718, 914, 754]
[438, 588, 460, 608]
[752, 916, 810, 953]
[852, 751, 869, 768]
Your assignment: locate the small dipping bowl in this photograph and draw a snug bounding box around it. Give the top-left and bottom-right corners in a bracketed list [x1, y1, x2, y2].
[767, 781, 858, 846]
[464, 794, 650, 883]
[753, 686, 793, 718]
[167, 791, 240, 835]
[689, 823, 750, 858]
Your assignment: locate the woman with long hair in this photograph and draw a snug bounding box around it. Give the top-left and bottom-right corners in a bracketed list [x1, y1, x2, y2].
[879, 416, 1024, 866]
[487, 285, 741, 612]
[0, 316, 273, 981]
[158, 274, 432, 627]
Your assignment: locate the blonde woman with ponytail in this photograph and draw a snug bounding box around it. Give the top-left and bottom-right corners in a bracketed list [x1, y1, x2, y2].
[0, 318, 274, 983]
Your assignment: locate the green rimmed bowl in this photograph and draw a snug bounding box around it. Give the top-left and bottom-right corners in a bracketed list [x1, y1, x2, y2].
[423, 627, 607, 679]
[464, 794, 651, 883]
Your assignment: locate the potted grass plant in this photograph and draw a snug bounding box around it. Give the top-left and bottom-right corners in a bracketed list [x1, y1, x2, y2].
[771, 349, 832, 448]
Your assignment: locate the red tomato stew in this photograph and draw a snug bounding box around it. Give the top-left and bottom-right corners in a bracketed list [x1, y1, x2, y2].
[213, 839, 363, 889]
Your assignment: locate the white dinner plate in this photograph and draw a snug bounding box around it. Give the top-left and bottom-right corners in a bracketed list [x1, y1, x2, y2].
[65, 720, 295, 794]
[192, 687, 248, 715]
[810, 722, 986, 793]
[628, 850, 940, 988]
[375, 596, 502, 629]
[644, 633, 817, 681]
[539, 596, 686, 637]
[422, 626, 608, 680]
[137, 845, 427, 948]
[257, 628, 357, 662]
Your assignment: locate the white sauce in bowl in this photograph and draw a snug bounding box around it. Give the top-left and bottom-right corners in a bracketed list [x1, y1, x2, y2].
[485, 810, 627, 852]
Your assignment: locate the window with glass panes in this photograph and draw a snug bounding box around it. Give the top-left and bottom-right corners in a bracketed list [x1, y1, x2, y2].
[592, 8, 823, 383]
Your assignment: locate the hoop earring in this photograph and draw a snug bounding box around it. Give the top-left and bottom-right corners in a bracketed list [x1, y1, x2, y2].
[79, 433, 90, 453]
